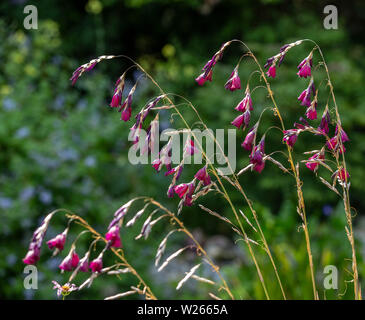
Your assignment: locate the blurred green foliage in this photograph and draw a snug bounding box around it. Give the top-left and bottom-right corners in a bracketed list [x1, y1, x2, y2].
[1, 0, 365, 300]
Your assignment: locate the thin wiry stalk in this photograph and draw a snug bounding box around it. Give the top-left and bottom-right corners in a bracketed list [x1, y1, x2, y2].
[147, 198, 236, 300]
[303, 39, 360, 300]
[230, 39, 318, 299]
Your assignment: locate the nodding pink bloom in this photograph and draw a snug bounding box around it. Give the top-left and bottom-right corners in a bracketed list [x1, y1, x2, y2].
[235, 91, 253, 112]
[231, 114, 244, 129]
[121, 106, 132, 121]
[283, 129, 299, 148]
[195, 69, 213, 86]
[105, 225, 122, 248]
[110, 91, 122, 108]
[336, 168, 350, 183]
[326, 136, 346, 154]
[194, 166, 211, 186]
[47, 231, 67, 251]
[79, 255, 89, 272]
[174, 183, 189, 198]
[249, 137, 266, 173]
[89, 257, 103, 273]
[318, 109, 330, 135]
[232, 111, 251, 130]
[185, 139, 198, 155]
[298, 80, 315, 107]
[305, 151, 325, 172]
[266, 65, 276, 78]
[224, 68, 241, 91]
[335, 125, 349, 143]
[23, 246, 41, 265]
[305, 103, 317, 120]
[59, 250, 79, 272]
[297, 56, 313, 78]
[167, 186, 175, 198]
[242, 125, 257, 152]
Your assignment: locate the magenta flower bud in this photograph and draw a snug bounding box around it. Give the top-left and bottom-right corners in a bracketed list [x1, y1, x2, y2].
[194, 166, 211, 186]
[231, 114, 245, 129]
[337, 168, 350, 182]
[305, 152, 325, 172]
[121, 106, 132, 122]
[266, 65, 276, 78]
[298, 89, 311, 107]
[110, 91, 122, 108]
[335, 125, 349, 143]
[297, 56, 312, 78]
[305, 104, 317, 120]
[47, 231, 67, 251]
[283, 129, 299, 148]
[183, 183, 195, 206]
[326, 136, 346, 154]
[235, 91, 253, 112]
[23, 247, 41, 265]
[59, 250, 79, 272]
[249, 136, 266, 173]
[152, 158, 162, 172]
[241, 125, 257, 152]
[79, 255, 89, 272]
[195, 69, 212, 86]
[174, 183, 189, 198]
[224, 68, 241, 91]
[89, 257, 103, 273]
[105, 225, 122, 248]
[167, 186, 175, 198]
[318, 110, 330, 135]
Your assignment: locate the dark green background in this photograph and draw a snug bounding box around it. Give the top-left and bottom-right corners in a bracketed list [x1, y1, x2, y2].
[1, 0, 365, 299]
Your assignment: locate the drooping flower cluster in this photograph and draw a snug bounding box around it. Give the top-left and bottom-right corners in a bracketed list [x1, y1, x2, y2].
[70, 55, 115, 85]
[195, 41, 230, 86]
[264, 40, 303, 78]
[23, 212, 55, 265]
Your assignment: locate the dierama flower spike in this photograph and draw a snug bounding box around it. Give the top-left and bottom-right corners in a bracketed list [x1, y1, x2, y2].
[224, 67, 241, 91]
[195, 41, 230, 86]
[23, 212, 55, 265]
[70, 55, 114, 85]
